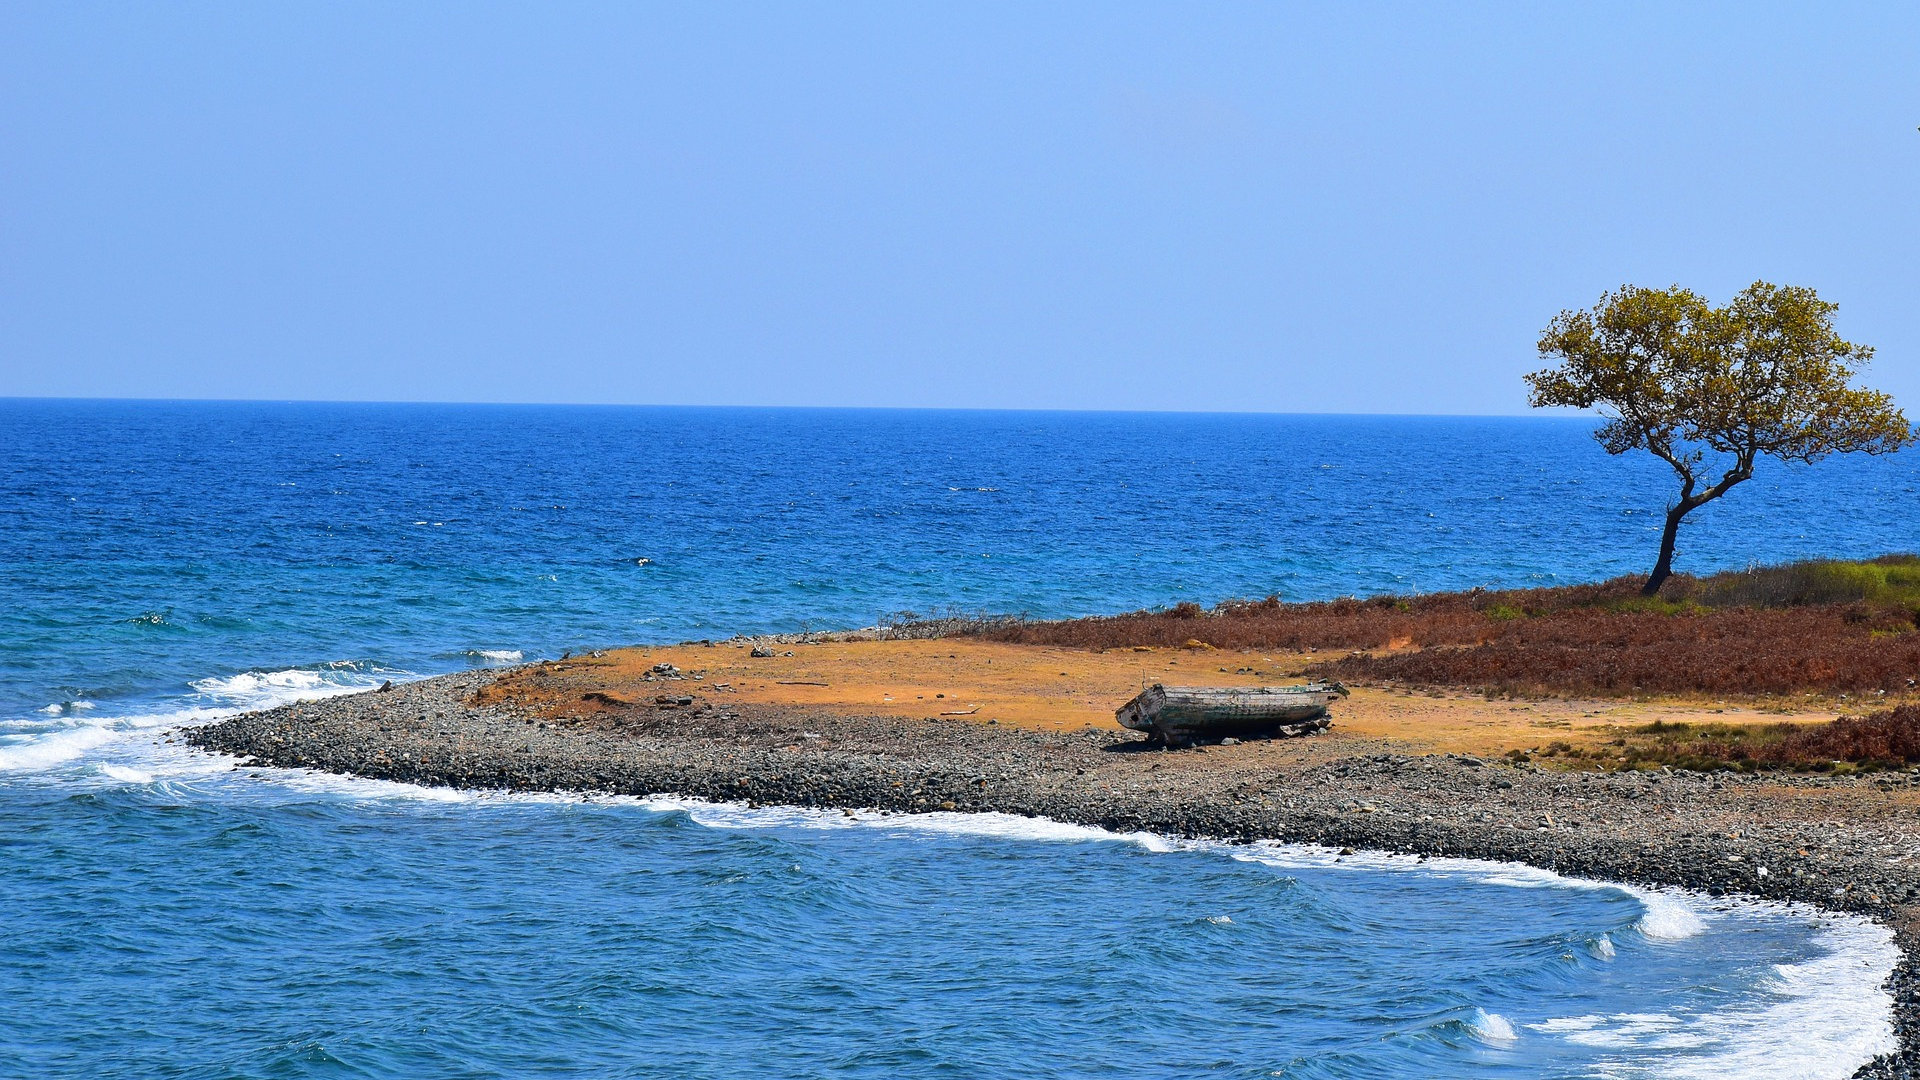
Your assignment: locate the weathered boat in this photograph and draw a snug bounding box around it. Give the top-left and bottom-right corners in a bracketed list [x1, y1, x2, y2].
[1116, 682, 1347, 746]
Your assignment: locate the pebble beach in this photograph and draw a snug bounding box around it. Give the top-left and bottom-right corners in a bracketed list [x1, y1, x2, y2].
[188, 661, 1920, 1078]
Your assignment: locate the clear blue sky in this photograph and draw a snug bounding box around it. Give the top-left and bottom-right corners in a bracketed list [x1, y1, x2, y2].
[2, 3, 1915, 413]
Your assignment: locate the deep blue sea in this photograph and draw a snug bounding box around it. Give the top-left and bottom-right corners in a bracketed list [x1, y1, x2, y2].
[3, 399, 1916, 1078]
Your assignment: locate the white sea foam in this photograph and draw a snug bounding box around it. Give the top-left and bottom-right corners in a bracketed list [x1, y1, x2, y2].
[649, 799, 1162, 848]
[98, 763, 155, 784]
[468, 650, 524, 663]
[1539, 1011, 1693, 1050]
[0, 724, 119, 771]
[0, 708, 250, 775]
[1684, 919, 1901, 1078]
[1530, 1015, 1603, 1034]
[188, 666, 377, 709]
[252, 763, 479, 803]
[1629, 890, 1709, 940]
[1469, 1008, 1519, 1043]
[1526, 916, 1898, 1078]
[1, 664, 396, 776]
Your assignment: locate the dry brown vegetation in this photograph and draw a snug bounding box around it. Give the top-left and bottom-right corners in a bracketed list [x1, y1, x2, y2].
[1533, 706, 1920, 773]
[968, 557, 1920, 697]
[1325, 605, 1920, 696]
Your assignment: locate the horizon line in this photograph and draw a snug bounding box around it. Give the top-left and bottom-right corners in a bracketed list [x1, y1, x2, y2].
[0, 394, 1589, 421]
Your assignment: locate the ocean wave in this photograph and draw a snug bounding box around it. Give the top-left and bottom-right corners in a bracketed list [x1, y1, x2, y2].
[1525, 919, 1897, 1078]
[1630, 891, 1710, 941]
[0, 664, 399, 776]
[465, 649, 524, 663]
[1468, 1008, 1519, 1043]
[258, 766, 477, 803]
[579, 801, 1898, 1077]
[191, 668, 330, 697]
[1696, 924, 1903, 1078]
[1, 707, 251, 775]
[98, 763, 155, 785]
[43, 764, 1895, 1078]
[188, 665, 385, 707]
[0, 724, 120, 771]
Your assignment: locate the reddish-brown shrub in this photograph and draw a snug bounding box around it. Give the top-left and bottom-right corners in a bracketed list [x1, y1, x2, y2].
[1771, 706, 1920, 764]
[1321, 607, 1920, 695]
[1615, 707, 1920, 771]
[967, 573, 1920, 696]
[974, 578, 1653, 653]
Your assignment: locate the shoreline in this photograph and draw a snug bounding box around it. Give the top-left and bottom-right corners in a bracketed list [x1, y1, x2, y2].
[185, 663, 1920, 1078]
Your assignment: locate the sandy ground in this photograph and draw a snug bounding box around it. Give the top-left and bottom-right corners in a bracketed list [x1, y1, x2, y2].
[481, 638, 1852, 758]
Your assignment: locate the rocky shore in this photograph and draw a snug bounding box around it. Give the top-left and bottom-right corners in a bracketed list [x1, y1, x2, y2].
[186, 667, 1920, 1078]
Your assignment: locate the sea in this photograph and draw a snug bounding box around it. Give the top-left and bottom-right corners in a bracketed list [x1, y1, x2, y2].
[3, 399, 1917, 1078]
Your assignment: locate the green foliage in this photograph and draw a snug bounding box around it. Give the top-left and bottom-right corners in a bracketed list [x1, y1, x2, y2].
[1526, 282, 1912, 591]
[1677, 555, 1920, 611]
[1528, 282, 1910, 467]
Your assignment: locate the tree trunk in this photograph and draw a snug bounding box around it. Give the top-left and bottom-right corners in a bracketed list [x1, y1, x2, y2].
[1642, 503, 1689, 596]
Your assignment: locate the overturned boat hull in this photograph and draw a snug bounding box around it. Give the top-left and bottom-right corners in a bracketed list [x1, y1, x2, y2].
[1116, 682, 1346, 745]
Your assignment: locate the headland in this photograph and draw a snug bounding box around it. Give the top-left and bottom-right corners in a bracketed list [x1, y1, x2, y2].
[184, 558, 1920, 1077]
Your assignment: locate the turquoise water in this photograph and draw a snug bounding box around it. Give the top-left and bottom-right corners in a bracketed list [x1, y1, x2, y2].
[2, 400, 1913, 1077]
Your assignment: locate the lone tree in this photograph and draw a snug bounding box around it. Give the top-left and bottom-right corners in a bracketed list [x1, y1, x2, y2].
[1527, 282, 1912, 595]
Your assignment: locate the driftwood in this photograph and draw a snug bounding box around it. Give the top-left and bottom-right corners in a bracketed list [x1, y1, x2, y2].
[1116, 682, 1346, 746]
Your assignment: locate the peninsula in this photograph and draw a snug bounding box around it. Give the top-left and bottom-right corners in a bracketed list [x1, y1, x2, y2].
[186, 557, 1920, 1077]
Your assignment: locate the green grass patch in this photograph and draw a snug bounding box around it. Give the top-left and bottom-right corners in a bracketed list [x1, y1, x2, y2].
[1678, 554, 1920, 611]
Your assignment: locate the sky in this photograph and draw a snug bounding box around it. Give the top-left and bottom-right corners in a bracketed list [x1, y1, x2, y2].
[1, 3, 1916, 414]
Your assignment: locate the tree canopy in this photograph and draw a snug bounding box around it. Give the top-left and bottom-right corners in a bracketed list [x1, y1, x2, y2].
[1527, 281, 1912, 594]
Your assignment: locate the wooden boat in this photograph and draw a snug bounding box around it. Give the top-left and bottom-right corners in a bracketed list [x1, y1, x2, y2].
[1116, 682, 1347, 746]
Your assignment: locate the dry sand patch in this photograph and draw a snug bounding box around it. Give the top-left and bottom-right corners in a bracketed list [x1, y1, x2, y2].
[480, 639, 1848, 759]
